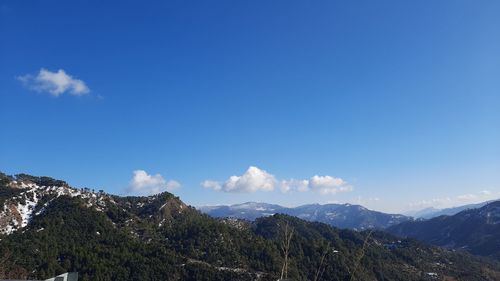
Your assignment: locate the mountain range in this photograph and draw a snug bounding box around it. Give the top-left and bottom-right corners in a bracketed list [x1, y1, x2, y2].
[2, 172, 500, 281]
[405, 201, 494, 219]
[388, 200, 500, 259]
[199, 202, 411, 230]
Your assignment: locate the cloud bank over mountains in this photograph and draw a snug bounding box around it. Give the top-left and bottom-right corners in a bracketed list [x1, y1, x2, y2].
[201, 166, 352, 195]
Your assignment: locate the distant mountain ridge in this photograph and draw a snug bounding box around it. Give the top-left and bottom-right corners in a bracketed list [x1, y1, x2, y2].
[199, 202, 411, 230]
[388, 200, 500, 259]
[406, 201, 494, 219]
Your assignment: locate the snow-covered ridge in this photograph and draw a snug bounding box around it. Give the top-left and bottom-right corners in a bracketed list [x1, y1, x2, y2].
[0, 180, 99, 235]
[0, 174, 189, 236]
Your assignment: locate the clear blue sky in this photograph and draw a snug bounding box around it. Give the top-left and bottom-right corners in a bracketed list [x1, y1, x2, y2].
[1, 0, 499, 213]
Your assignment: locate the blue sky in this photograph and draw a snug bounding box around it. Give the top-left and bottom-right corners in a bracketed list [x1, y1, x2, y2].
[1, 0, 499, 213]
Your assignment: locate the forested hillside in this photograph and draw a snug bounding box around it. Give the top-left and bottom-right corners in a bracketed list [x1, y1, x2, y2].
[1, 172, 500, 281]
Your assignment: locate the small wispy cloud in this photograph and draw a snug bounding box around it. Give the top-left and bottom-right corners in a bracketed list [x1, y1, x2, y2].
[127, 170, 180, 196]
[17, 68, 90, 97]
[201, 166, 352, 195]
[409, 189, 500, 209]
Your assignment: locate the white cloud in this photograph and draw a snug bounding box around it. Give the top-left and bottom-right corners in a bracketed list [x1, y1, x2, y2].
[280, 179, 309, 193]
[281, 175, 352, 194]
[310, 175, 351, 194]
[202, 166, 276, 193]
[127, 170, 180, 195]
[18, 68, 90, 96]
[480, 190, 491, 195]
[201, 180, 222, 191]
[456, 194, 477, 201]
[202, 166, 352, 195]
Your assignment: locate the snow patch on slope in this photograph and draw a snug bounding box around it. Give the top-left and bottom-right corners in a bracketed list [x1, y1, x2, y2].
[0, 181, 97, 235]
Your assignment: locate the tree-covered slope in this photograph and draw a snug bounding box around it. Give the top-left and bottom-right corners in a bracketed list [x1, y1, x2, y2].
[1, 172, 500, 281]
[253, 215, 500, 281]
[0, 195, 274, 281]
